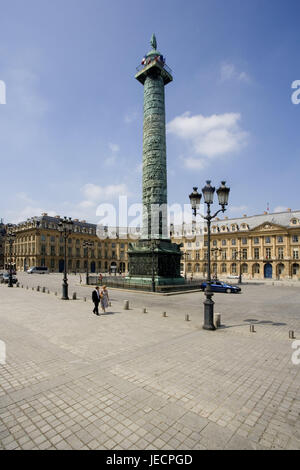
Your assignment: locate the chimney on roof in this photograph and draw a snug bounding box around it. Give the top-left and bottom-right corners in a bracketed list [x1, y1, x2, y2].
[263, 211, 268, 215]
[81, 220, 86, 223]
[41, 213, 48, 216]
[73, 219, 79, 222]
[55, 215, 60, 218]
[287, 208, 291, 212]
[243, 214, 247, 217]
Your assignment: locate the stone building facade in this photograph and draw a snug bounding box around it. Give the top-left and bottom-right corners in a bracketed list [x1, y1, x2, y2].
[0, 219, 6, 269]
[177, 210, 300, 280]
[4, 214, 129, 274]
[4, 209, 300, 280]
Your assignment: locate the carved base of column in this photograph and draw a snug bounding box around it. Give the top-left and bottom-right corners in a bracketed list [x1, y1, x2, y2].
[127, 239, 184, 284]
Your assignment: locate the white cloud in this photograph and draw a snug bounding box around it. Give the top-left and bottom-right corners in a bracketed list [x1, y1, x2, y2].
[124, 110, 138, 124]
[167, 112, 248, 169]
[220, 63, 251, 83]
[274, 206, 288, 213]
[81, 183, 129, 203]
[108, 143, 120, 153]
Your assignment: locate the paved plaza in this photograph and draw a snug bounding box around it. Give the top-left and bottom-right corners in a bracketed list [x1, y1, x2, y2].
[0, 275, 300, 450]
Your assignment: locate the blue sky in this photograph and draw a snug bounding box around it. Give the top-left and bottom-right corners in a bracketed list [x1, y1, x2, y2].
[0, 0, 300, 224]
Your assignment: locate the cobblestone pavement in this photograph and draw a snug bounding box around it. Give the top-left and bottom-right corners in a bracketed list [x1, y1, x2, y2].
[0, 282, 300, 450]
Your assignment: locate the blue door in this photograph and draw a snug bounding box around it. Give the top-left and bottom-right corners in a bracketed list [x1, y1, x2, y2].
[59, 259, 64, 273]
[264, 263, 272, 279]
[90, 262, 96, 273]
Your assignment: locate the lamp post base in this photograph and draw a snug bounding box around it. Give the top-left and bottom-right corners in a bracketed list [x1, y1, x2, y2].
[62, 283, 69, 300]
[203, 292, 216, 331]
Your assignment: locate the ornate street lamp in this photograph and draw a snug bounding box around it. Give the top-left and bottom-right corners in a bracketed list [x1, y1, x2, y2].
[58, 217, 73, 300]
[6, 225, 16, 288]
[83, 240, 93, 285]
[189, 181, 230, 330]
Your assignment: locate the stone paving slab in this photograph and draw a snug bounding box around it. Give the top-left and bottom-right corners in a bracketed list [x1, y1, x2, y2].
[0, 283, 300, 450]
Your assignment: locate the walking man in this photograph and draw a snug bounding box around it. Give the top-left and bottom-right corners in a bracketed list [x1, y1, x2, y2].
[92, 286, 100, 316]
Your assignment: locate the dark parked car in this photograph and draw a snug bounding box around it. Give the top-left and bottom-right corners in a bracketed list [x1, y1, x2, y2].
[200, 280, 241, 293]
[2, 273, 18, 284]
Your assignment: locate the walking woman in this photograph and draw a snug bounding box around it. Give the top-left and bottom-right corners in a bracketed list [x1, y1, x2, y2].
[100, 286, 109, 313]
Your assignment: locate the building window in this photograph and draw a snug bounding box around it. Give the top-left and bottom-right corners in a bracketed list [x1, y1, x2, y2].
[254, 248, 260, 259]
[221, 250, 227, 260]
[41, 244, 46, 255]
[266, 248, 271, 259]
[50, 259, 55, 269]
[277, 236, 283, 243]
[253, 263, 260, 274]
[76, 260, 80, 269]
[50, 236, 55, 242]
[232, 249, 237, 260]
[50, 246, 56, 256]
[292, 235, 299, 243]
[265, 236, 271, 244]
[278, 247, 284, 260]
[254, 237, 259, 244]
[231, 239, 236, 245]
[196, 252, 200, 260]
[221, 263, 227, 273]
[204, 240, 208, 247]
[41, 258, 46, 267]
[68, 247, 72, 256]
[41, 235, 46, 242]
[242, 249, 247, 260]
[293, 249, 299, 260]
[231, 263, 237, 274]
[292, 263, 299, 275]
[242, 238, 247, 245]
[213, 240, 217, 246]
[222, 240, 227, 246]
[242, 263, 248, 274]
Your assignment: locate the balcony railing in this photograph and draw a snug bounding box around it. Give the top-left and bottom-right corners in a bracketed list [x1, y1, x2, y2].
[136, 59, 172, 76]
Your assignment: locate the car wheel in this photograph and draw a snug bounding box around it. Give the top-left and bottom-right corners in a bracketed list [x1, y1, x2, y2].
[226, 288, 231, 293]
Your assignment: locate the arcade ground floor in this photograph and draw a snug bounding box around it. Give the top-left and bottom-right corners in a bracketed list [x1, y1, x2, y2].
[4, 257, 300, 281]
[6, 257, 128, 275]
[183, 260, 300, 281]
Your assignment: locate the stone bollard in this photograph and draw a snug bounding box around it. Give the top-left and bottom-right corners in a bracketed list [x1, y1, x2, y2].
[185, 314, 190, 322]
[289, 330, 295, 339]
[47, 289, 50, 294]
[124, 300, 129, 310]
[21, 285, 23, 288]
[16, 282, 20, 288]
[55, 291, 57, 296]
[37, 286, 40, 292]
[72, 292, 77, 300]
[83, 297, 87, 302]
[250, 324, 256, 333]
[142, 307, 147, 313]
[42, 287, 46, 293]
[162, 311, 167, 317]
[32, 287, 34, 291]
[26, 286, 28, 290]
[214, 313, 221, 328]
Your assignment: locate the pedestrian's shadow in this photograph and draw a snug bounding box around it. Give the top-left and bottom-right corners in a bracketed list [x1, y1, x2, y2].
[101, 311, 121, 316]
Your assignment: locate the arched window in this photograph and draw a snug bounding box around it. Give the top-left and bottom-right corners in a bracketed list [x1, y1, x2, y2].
[195, 263, 200, 272]
[292, 263, 299, 275]
[253, 263, 260, 274]
[241, 263, 248, 274]
[221, 263, 227, 273]
[231, 263, 237, 274]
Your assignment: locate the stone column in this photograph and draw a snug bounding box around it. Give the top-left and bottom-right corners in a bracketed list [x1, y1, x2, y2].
[142, 73, 168, 239]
